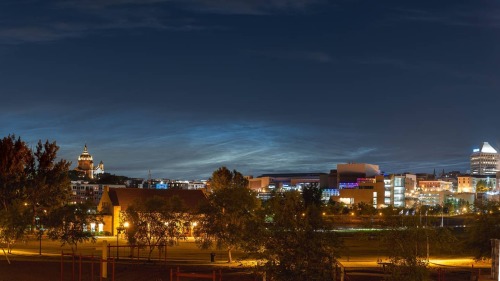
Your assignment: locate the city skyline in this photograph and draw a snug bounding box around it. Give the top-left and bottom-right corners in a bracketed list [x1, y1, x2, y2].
[1, 1, 500, 179]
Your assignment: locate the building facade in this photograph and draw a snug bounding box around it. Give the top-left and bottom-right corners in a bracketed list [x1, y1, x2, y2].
[97, 188, 208, 235]
[333, 175, 386, 208]
[70, 181, 125, 205]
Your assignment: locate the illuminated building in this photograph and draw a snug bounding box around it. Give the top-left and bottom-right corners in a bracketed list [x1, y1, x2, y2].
[470, 142, 499, 175]
[324, 163, 388, 208]
[70, 181, 125, 205]
[456, 175, 496, 193]
[384, 175, 406, 208]
[336, 163, 380, 189]
[247, 173, 326, 201]
[74, 144, 105, 179]
[247, 173, 325, 192]
[457, 176, 473, 193]
[418, 180, 453, 192]
[334, 175, 385, 208]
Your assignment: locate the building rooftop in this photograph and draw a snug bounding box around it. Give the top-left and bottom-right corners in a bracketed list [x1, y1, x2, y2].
[476, 142, 498, 154]
[107, 188, 208, 211]
[257, 173, 327, 178]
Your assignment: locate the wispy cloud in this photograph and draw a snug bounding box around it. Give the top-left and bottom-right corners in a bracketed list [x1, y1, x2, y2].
[0, 0, 325, 44]
[0, 25, 84, 44]
[183, 0, 324, 15]
[0, 1, 206, 44]
[355, 56, 491, 82]
[65, 0, 322, 13]
[249, 50, 334, 63]
[1, 105, 381, 178]
[392, 5, 500, 28]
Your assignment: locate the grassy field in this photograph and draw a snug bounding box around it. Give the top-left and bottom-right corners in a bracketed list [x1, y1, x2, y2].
[0, 227, 490, 281]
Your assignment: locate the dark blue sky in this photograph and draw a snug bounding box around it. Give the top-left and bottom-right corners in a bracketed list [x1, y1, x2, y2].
[1, 0, 499, 179]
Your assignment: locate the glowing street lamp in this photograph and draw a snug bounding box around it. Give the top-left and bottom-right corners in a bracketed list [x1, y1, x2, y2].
[191, 221, 198, 237]
[116, 222, 129, 260]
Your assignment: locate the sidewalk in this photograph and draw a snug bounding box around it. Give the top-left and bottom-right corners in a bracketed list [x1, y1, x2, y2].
[338, 256, 490, 269]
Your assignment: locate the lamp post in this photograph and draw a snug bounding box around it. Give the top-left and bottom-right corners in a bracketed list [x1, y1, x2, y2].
[35, 216, 42, 256]
[116, 222, 129, 260]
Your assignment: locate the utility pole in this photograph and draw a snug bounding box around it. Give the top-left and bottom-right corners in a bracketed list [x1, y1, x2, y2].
[426, 234, 429, 263]
[441, 209, 444, 227]
[148, 170, 152, 189]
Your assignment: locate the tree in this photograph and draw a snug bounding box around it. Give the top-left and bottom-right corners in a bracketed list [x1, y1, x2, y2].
[382, 213, 458, 281]
[476, 180, 490, 193]
[0, 135, 31, 211]
[353, 202, 377, 216]
[94, 173, 129, 185]
[0, 200, 31, 253]
[45, 203, 101, 253]
[195, 167, 260, 263]
[260, 190, 341, 280]
[0, 135, 71, 251]
[25, 140, 71, 232]
[325, 199, 348, 215]
[383, 228, 430, 281]
[123, 195, 191, 261]
[302, 183, 322, 208]
[465, 199, 500, 260]
[208, 166, 248, 191]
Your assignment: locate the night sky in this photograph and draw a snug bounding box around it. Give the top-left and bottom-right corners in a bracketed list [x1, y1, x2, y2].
[1, 0, 499, 179]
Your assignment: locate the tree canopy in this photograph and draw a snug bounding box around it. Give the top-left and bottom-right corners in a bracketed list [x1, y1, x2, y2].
[123, 195, 191, 260]
[25, 140, 71, 231]
[208, 166, 248, 191]
[0, 135, 32, 211]
[260, 189, 341, 281]
[476, 180, 493, 193]
[0, 135, 72, 250]
[45, 202, 100, 253]
[465, 199, 500, 260]
[195, 167, 260, 263]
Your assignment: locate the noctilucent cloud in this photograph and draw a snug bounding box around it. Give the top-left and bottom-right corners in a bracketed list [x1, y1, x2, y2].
[1, 0, 499, 179]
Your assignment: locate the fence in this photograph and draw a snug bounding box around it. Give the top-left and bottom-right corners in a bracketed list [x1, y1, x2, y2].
[60, 251, 116, 281]
[334, 261, 345, 281]
[107, 243, 168, 265]
[60, 252, 229, 281]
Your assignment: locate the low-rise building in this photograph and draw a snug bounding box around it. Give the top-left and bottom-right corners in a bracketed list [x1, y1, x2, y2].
[332, 175, 385, 208]
[247, 173, 325, 199]
[97, 187, 208, 235]
[70, 181, 125, 205]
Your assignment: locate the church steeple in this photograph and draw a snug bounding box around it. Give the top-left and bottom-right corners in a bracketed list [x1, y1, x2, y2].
[75, 144, 105, 179]
[76, 144, 94, 179]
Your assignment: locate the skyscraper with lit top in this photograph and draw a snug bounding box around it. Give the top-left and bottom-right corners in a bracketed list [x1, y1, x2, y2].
[470, 142, 499, 175]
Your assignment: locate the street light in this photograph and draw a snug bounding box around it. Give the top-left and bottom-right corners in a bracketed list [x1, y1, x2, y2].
[35, 216, 43, 256]
[116, 222, 129, 260]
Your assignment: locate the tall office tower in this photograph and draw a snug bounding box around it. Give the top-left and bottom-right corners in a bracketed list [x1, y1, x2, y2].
[470, 142, 499, 175]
